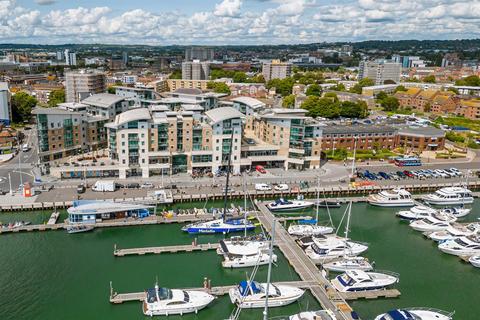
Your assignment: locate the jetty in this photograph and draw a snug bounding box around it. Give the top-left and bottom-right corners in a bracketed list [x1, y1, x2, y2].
[114, 243, 220, 257]
[47, 211, 60, 225]
[109, 280, 317, 304]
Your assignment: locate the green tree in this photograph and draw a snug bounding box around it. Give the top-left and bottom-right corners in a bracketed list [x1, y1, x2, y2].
[333, 83, 346, 91]
[394, 85, 407, 93]
[48, 89, 65, 107]
[446, 131, 465, 143]
[169, 70, 182, 79]
[11, 91, 37, 123]
[207, 81, 231, 95]
[455, 75, 480, 86]
[266, 77, 295, 97]
[282, 94, 296, 108]
[376, 91, 388, 101]
[249, 74, 265, 83]
[350, 77, 374, 94]
[323, 92, 339, 102]
[232, 72, 248, 83]
[423, 75, 436, 83]
[305, 84, 322, 96]
[107, 86, 116, 94]
[380, 96, 399, 111]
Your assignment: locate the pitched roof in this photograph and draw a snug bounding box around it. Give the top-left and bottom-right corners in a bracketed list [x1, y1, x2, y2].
[81, 93, 124, 108]
[205, 107, 244, 123]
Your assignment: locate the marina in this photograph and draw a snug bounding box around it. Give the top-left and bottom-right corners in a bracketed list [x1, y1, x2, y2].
[113, 242, 220, 257]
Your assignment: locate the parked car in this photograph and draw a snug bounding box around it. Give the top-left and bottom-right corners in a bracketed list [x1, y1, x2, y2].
[356, 171, 364, 179]
[396, 171, 406, 178]
[126, 183, 140, 189]
[255, 165, 266, 174]
[378, 172, 390, 179]
[255, 183, 272, 191]
[274, 184, 289, 191]
[403, 170, 414, 178]
[389, 173, 400, 180]
[76, 184, 86, 194]
[140, 182, 154, 189]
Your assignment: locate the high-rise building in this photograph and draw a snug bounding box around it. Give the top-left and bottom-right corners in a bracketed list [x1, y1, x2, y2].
[65, 69, 106, 103]
[64, 49, 77, 66]
[122, 52, 128, 65]
[181, 60, 210, 80]
[185, 47, 214, 61]
[358, 60, 401, 85]
[0, 82, 11, 125]
[262, 60, 292, 82]
[56, 51, 64, 61]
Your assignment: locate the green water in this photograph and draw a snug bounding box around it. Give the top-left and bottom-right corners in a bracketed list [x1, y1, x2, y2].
[0, 201, 479, 319]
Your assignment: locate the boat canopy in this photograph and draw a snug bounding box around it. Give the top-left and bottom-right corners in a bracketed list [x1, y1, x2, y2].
[385, 309, 415, 320]
[239, 280, 261, 296]
[299, 219, 317, 225]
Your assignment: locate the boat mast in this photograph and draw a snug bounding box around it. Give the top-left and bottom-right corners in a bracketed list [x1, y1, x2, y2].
[222, 129, 235, 222]
[263, 219, 276, 320]
[243, 172, 247, 237]
[315, 176, 320, 226]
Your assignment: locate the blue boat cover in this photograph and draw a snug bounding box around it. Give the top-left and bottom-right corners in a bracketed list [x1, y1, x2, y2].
[299, 219, 317, 224]
[239, 280, 261, 296]
[385, 310, 414, 320]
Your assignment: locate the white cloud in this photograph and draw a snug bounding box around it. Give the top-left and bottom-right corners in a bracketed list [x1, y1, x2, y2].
[214, 0, 242, 17]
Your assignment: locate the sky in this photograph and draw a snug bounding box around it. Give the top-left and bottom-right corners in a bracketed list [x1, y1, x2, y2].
[1, 0, 480, 45]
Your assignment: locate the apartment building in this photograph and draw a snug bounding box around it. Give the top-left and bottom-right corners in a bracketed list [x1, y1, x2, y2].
[358, 60, 401, 85]
[262, 60, 292, 82]
[185, 47, 214, 61]
[456, 99, 480, 120]
[396, 126, 445, 151]
[105, 106, 243, 178]
[65, 69, 106, 103]
[181, 61, 210, 80]
[0, 82, 11, 125]
[395, 88, 458, 114]
[166, 79, 209, 92]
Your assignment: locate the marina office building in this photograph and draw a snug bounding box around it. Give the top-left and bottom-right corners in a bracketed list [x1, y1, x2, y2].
[35, 90, 446, 179]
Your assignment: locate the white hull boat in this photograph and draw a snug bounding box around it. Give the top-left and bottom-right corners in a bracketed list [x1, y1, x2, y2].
[229, 281, 304, 308]
[396, 206, 436, 220]
[409, 213, 456, 232]
[375, 308, 454, 320]
[427, 222, 480, 242]
[438, 235, 480, 256]
[305, 241, 369, 260]
[323, 256, 374, 272]
[296, 235, 342, 249]
[217, 237, 269, 256]
[288, 224, 334, 236]
[439, 207, 471, 218]
[331, 269, 399, 292]
[367, 189, 414, 207]
[222, 252, 277, 268]
[469, 255, 480, 268]
[267, 198, 313, 212]
[289, 310, 337, 320]
[142, 284, 215, 316]
[423, 187, 474, 205]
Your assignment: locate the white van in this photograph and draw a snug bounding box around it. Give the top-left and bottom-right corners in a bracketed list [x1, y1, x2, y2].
[255, 183, 272, 191]
[91, 180, 116, 192]
[22, 143, 30, 152]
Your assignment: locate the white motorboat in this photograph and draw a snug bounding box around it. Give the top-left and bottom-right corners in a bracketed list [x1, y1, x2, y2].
[142, 284, 215, 316]
[222, 251, 277, 268]
[323, 256, 374, 272]
[427, 222, 480, 242]
[267, 198, 313, 212]
[439, 206, 471, 218]
[217, 237, 269, 256]
[296, 234, 341, 249]
[469, 255, 480, 268]
[409, 213, 456, 232]
[228, 280, 304, 308]
[423, 187, 474, 205]
[367, 189, 414, 207]
[66, 225, 94, 234]
[288, 224, 334, 236]
[331, 269, 399, 292]
[305, 237, 369, 260]
[182, 218, 255, 234]
[396, 205, 437, 220]
[374, 308, 454, 320]
[438, 235, 480, 256]
[289, 310, 337, 320]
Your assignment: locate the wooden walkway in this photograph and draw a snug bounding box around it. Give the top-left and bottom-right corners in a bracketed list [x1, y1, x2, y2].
[47, 211, 60, 225]
[109, 280, 317, 304]
[114, 243, 220, 256]
[341, 289, 401, 300]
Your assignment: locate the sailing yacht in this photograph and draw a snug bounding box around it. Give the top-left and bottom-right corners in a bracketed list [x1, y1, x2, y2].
[409, 212, 456, 232]
[296, 234, 342, 249]
[217, 236, 269, 256]
[289, 310, 337, 320]
[438, 235, 480, 256]
[228, 280, 304, 308]
[267, 198, 313, 212]
[222, 250, 277, 268]
[181, 132, 255, 234]
[331, 269, 399, 292]
[396, 205, 437, 220]
[287, 224, 334, 236]
[374, 308, 454, 320]
[427, 222, 480, 242]
[142, 283, 215, 316]
[322, 256, 373, 272]
[423, 187, 474, 205]
[367, 189, 414, 207]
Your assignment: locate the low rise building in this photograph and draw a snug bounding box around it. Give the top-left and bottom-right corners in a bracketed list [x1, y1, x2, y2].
[456, 99, 480, 120]
[166, 79, 209, 92]
[395, 126, 445, 151]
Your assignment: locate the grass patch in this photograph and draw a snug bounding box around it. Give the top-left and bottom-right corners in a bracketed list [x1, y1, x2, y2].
[435, 116, 480, 132]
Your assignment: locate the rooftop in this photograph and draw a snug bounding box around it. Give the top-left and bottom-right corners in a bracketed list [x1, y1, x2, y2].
[82, 93, 125, 108]
[205, 106, 244, 123]
[231, 96, 266, 109]
[396, 125, 445, 138]
[32, 107, 82, 116]
[322, 124, 396, 134]
[106, 107, 151, 128]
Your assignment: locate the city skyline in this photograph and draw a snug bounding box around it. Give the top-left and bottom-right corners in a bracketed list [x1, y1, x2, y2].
[1, 0, 479, 45]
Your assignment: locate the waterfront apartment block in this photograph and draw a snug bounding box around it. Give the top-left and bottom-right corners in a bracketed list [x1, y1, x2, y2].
[262, 60, 292, 82]
[65, 69, 106, 103]
[358, 60, 401, 85]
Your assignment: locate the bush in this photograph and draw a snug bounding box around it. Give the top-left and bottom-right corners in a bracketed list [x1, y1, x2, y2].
[445, 131, 465, 143]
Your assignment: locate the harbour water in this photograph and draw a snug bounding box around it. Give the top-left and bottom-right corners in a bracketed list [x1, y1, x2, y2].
[0, 200, 479, 319]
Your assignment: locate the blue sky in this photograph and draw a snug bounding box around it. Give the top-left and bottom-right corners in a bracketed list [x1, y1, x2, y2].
[3, 0, 480, 44]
